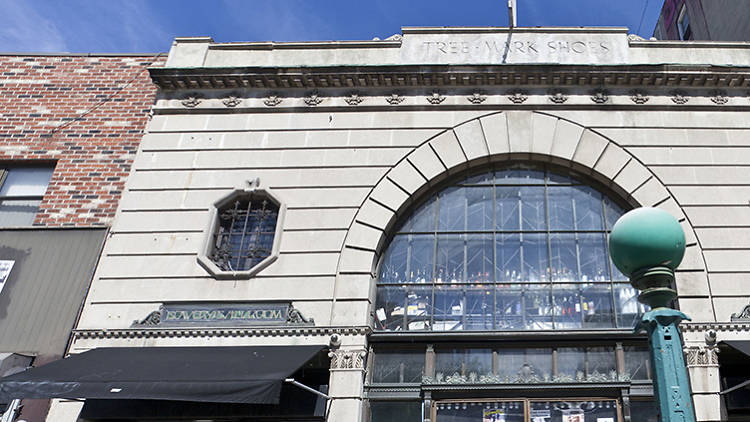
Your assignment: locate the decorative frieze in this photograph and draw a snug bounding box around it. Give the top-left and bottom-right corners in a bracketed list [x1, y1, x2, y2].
[681, 322, 750, 332]
[710, 89, 729, 104]
[670, 90, 689, 104]
[548, 90, 568, 104]
[344, 91, 364, 105]
[222, 94, 241, 107]
[590, 89, 608, 104]
[303, 91, 324, 106]
[629, 90, 649, 104]
[329, 349, 367, 370]
[263, 93, 283, 106]
[507, 90, 528, 104]
[157, 87, 750, 110]
[466, 91, 486, 104]
[385, 92, 404, 105]
[426, 91, 445, 104]
[181, 93, 203, 108]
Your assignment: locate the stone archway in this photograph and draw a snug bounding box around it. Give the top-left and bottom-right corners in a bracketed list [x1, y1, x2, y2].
[332, 110, 709, 322]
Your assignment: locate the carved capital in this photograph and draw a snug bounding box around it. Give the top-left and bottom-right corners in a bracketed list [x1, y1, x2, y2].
[329, 349, 367, 370]
[684, 345, 719, 367]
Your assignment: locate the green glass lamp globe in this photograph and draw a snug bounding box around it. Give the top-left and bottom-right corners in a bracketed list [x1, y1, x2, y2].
[608, 207, 686, 278]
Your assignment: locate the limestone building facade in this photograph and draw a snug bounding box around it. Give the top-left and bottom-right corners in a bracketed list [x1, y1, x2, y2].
[29, 28, 750, 421]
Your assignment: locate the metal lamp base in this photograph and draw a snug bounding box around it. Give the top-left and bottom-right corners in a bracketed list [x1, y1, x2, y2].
[635, 309, 696, 422]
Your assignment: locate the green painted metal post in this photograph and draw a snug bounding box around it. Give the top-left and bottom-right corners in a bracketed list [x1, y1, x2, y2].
[609, 207, 696, 422]
[636, 309, 695, 422]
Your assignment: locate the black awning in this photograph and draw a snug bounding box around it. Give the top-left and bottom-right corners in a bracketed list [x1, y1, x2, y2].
[722, 340, 750, 357]
[0, 345, 324, 404]
[720, 341, 750, 395]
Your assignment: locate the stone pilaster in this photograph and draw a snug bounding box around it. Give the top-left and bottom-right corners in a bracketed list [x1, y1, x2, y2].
[327, 348, 367, 422]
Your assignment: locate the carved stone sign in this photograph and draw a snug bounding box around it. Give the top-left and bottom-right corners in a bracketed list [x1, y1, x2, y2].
[400, 31, 629, 65]
[132, 302, 313, 327]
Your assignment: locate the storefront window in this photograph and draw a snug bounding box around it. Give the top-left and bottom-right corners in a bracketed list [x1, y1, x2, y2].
[436, 400, 524, 422]
[370, 349, 425, 383]
[433, 399, 619, 422]
[374, 345, 625, 385]
[528, 399, 618, 422]
[623, 345, 651, 381]
[375, 166, 638, 332]
[370, 401, 422, 422]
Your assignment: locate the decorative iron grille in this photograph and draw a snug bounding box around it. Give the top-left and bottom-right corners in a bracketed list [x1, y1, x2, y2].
[210, 195, 279, 272]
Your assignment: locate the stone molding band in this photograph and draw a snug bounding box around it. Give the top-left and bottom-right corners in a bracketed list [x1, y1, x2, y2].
[681, 322, 750, 332]
[73, 325, 371, 340]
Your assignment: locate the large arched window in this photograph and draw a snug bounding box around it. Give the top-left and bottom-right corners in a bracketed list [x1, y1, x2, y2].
[375, 165, 645, 331]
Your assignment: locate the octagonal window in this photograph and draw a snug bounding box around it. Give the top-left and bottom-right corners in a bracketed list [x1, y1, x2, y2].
[198, 186, 285, 279]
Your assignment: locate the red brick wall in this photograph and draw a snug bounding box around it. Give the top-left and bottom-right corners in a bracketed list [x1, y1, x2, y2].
[0, 54, 165, 227]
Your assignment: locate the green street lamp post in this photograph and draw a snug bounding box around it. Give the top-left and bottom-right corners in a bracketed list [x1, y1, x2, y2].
[609, 207, 696, 422]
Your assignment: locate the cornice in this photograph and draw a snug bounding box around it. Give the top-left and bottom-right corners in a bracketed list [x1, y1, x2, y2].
[73, 325, 371, 340]
[149, 64, 750, 92]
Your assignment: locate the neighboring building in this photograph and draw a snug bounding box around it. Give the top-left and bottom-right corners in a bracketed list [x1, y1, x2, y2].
[653, 0, 750, 41]
[3, 28, 750, 422]
[0, 53, 162, 420]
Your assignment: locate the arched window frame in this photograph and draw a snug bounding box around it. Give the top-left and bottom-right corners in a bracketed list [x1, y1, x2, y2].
[373, 163, 642, 332]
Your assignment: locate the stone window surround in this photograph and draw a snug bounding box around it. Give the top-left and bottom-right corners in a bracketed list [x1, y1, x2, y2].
[197, 183, 286, 280]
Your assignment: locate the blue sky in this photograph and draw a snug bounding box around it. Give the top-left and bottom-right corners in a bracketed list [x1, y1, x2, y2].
[1, 0, 664, 53]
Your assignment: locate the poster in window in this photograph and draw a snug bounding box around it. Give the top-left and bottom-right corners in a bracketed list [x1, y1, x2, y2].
[0, 260, 14, 294]
[483, 408, 506, 422]
[562, 411, 584, 422]
[531, 409, 551, 422]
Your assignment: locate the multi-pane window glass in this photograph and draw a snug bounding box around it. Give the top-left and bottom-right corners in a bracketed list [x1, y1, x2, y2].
[370, 349, 425, 384]
[0, 167, 54, 226]
[376, 166, 641, 331]
[371, 345, 648, 386]
[209, 195, 279, 272]
[434, 399, 618, 422]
